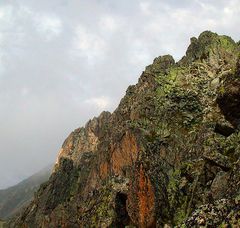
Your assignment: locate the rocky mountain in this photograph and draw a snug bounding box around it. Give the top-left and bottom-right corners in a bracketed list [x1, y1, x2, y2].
[0, 164, 52, 220]
[9, 31, 240, 227]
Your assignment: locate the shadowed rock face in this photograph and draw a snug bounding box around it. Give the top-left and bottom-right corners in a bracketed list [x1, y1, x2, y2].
[9, 31, 240, 227]
[217, 81, 240, 127]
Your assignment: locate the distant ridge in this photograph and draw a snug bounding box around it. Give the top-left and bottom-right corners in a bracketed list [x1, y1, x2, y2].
[0, 164, 53, 220]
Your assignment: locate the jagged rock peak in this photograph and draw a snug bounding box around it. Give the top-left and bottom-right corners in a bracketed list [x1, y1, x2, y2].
[145, 54, 175, 74]
[181, 30, 238, 65]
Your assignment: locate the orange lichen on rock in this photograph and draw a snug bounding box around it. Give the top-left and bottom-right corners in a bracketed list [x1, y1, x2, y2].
[128, 164, 155, 227]
[99, 162, 109, 179]
[111, 131, 139, 175]
[138, 164, 156, 227]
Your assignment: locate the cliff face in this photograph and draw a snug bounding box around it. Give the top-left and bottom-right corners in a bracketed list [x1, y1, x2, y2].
[10, 31, 240, 227]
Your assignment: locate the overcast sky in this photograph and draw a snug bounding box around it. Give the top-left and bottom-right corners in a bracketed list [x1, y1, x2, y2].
[0, 0, 239, 189]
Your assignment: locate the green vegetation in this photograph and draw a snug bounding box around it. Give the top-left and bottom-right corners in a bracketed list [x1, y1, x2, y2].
[0, 220, 5, 228]
[219, 35, 237, 52]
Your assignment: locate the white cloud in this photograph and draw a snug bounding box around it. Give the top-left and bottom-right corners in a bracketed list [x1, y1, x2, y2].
[0, 5, 12, 20]
[20, 87, 30, 96]
[72, 25, 106, 63]
[194, 0, 217, 12]
[84, 96, 110, 110]
[34, 15, 62, 41]
[139, 2, 151, 15]
[0, 60, 4, 77]
[221, 0, 240, 24]
[0, 5, 14, 29]
[99, 15, 118, 32]
[129, 39, 151, 65]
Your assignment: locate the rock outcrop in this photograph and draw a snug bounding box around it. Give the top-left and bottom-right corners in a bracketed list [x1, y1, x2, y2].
[9, 31, 240, 227]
